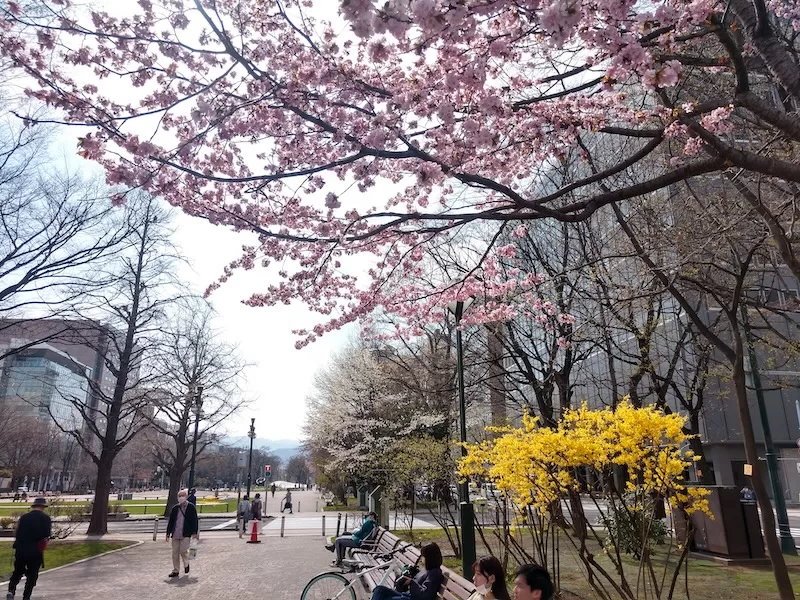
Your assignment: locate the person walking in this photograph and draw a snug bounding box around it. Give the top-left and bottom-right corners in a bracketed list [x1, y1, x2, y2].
[237, 494, 252, 533]
[270, 483, 276, 498]
[166, 489, 199, 578]
[187, 488, 197, 505]
[281, 489, 293, 513]
[251, 493, 263, 521]
[6, 497, 51, 600]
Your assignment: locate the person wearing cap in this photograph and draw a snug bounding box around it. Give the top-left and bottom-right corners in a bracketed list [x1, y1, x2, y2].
[7, 497, 51, 600]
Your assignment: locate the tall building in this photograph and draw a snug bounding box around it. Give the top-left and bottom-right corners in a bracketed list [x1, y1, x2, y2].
[0, 344, 87, 429]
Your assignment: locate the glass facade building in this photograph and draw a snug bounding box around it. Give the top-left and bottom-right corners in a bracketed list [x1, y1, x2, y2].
[0, 346, 87, 430]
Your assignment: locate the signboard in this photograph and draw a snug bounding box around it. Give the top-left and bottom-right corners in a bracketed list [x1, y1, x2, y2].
[744, 463, 753, 476]
[264, 465, 272, 479]
[255, 477, 266, 485]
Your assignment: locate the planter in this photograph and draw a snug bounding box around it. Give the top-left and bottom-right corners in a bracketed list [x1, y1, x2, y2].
[0, 529, 14, 537]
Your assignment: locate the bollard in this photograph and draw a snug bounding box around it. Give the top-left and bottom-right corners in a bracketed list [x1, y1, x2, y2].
[336, 513, 342, 537]
[144, 504, 148, 515]
[322, 515, 326, 537]
[280, 515, 285, 538]
[343, 514, 348, 533]
[298, 501, 300, 513]
[238, 516, 243, 539]
[316, 501, 319, 512]
[152, 517, 159, 542]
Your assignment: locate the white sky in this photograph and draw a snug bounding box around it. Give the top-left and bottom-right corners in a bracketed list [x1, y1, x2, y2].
[172, 211, 353, 442]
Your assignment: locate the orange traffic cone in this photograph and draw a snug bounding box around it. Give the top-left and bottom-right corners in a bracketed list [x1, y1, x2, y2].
[246, 520, 261, 544]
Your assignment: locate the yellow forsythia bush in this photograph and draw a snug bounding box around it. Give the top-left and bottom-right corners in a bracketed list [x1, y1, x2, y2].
[459, 400, 709, 515]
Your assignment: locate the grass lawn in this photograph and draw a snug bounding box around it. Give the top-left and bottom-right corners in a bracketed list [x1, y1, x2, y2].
[393, 527, 800, 600]
[0, 498, 237, 517]
[0, 541, 132, 580]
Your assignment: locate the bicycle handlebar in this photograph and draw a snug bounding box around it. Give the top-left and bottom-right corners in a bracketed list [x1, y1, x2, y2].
[377, 543, 415, 562]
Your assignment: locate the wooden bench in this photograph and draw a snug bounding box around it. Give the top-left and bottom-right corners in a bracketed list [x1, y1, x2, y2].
[348, 530, 477, 600]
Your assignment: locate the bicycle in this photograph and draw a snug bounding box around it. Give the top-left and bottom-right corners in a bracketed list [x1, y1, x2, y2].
[301, 544, 415, 600]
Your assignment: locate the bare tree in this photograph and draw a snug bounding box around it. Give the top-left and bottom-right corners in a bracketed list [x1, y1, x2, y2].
[0, 115, 129, 359]
[49, 192, 180, 534]
[146, 300, 248, 514]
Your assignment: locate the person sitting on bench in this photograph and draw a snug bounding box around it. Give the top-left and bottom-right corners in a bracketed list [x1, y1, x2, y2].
[325, 511, 377, 565]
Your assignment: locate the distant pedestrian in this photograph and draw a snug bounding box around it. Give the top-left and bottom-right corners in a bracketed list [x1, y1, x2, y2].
[251, 493, 263, 521]
[12, 492, 19, 503]
[281, 490, 293, 513]
[237, 494, 252, 533]
[165, 489, 199, 579]
[270, 483, 276, 498]
[7, 497, 51, 600]
[187, 488, 197, 506]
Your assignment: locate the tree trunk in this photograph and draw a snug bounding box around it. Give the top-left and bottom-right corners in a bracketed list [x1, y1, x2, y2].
[687, 434, 715, 485]
[164, 467, 182, 517]
[87, 453, 113, 535]
[732, 337, 794, 599]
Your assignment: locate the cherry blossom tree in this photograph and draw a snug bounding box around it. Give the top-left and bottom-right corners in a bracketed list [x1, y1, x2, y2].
[1, 0, 799, 590]
[3, 0, 797, 342]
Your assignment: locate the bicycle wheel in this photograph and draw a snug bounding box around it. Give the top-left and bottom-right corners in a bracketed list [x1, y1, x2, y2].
[301, 572, 356, 600]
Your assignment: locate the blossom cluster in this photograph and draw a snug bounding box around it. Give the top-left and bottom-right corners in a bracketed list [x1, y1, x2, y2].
[459, 400, 710, 515]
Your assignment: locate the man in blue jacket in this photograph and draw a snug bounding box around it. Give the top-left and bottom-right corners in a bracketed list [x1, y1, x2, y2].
[326, 511, 378, 565]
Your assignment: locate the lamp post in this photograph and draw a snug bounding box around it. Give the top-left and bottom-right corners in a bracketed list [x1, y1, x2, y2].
[447, 298, 476, 580]
[246, 418, 256, 497]
[740, 305, 796, 555]
[187, 385, 204, 490]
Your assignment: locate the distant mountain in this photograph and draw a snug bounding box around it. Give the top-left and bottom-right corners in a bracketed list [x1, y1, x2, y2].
[271, 447, 302, 462]
[221, 436, 303, 462]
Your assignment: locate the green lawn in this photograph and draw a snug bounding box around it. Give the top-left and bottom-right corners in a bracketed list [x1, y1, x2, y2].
[394, 527, 800, 600]
[0, 541, 132, 579]
[0, 498, 237, 517]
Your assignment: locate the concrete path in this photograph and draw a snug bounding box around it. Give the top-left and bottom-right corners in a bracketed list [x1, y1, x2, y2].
[6, 533, 336, 600]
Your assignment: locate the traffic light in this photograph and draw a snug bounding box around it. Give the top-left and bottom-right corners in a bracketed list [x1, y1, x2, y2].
[264, 465, 271, 479]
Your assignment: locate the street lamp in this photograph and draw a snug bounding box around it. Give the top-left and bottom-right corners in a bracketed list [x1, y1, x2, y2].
[187, 384, 204, 490]
[740, 305, 796, 555]
[447, 298, 476, 581]
[246, 418, 256, 497]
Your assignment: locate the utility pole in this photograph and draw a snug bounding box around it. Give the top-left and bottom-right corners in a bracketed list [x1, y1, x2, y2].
[741, 304, 797, 555]
[246, 418, 256, 498]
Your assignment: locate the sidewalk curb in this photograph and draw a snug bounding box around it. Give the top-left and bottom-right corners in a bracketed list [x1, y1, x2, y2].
[0, 539, 143, 586]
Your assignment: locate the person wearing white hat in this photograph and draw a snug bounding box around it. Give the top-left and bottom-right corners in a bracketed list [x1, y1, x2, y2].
[7, 497, 51, 600]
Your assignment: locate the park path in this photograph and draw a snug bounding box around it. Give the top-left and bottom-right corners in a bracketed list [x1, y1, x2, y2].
[8, 533, 335, 600]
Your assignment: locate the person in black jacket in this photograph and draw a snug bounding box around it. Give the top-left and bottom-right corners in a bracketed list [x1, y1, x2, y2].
[7, 497, 52, 600]
[165, 490, 199, 578]
[370, 543, 444, 600]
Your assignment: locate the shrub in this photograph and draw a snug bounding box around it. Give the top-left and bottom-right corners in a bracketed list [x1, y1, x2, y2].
[601, 492, 668, 557]
[0, 517, 15, 529]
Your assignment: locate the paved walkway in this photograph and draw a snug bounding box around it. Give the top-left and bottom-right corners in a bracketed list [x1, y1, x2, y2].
[7, 533, 336, 599]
